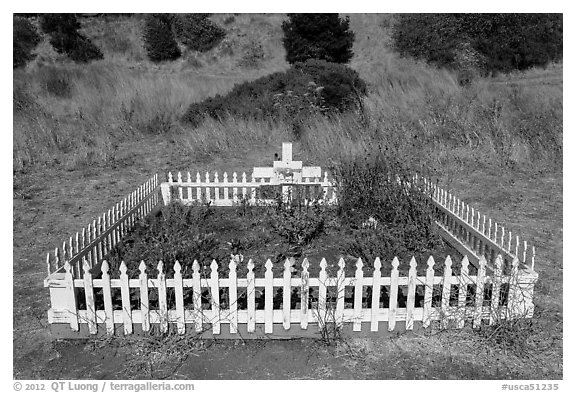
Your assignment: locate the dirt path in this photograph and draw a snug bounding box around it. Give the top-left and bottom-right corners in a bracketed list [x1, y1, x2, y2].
[13, 139, 562, 379]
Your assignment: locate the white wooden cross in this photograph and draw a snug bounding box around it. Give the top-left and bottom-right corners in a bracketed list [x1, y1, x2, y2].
[253, 142, 321, 183]
[252, 142, 322, 203]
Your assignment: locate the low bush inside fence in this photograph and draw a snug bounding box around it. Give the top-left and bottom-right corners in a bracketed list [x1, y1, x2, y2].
[104, 200, 460, 280]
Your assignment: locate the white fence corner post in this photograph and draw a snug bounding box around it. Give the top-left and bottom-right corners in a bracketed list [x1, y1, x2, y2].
[160, 183, 171, 205]
[508, 267, 539, 319]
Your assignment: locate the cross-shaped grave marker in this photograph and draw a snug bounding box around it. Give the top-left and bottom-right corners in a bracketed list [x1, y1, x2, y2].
[253, 142, 322, 203]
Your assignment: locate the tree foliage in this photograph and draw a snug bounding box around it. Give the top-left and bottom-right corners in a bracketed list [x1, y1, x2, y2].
[182, 59, 366, 128]
[172, 14, 226, 52]
[39, 14, 103, 62]
[13, 16, 41, 68]
[142, 14, 181, 62]
[281, 14, 355, 64]
[392, 14, 563, 74]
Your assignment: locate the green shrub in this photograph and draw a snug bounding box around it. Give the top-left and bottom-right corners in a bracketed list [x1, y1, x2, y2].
[182, 59, 367, 128]
[173, 14, 226, 52]
[281, 14, 355, 64]
[294, 60, 367, 112]
[392, 14, 563, 74]
[39, 13, 80, 36]
[13, 16, 41, 69]
[39, 14, 103, 62]
[38, 66, 73, 98]
[237, 40, 265, 68]
[333, 148, 442, 261]
[13, 81, 39, 114]
[269, 203, 325, 247]
[142, 14, 181, 62]
[108, 203, 219, 278]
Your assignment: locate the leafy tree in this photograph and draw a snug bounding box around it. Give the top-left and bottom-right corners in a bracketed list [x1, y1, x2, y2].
[281, 14, 355, 64]
[39, 14, 80, 36]
[13, 16, 41, 68]
[392, 14, 562, 74]
[39, 14, 103, 62]
[173, 14, 226, 52]
[142, 14, 181, 62]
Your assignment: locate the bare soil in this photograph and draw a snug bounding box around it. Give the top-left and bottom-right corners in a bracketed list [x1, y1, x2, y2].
[13, 136, 562, 379]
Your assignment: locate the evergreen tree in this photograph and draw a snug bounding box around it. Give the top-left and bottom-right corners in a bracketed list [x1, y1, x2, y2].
[13, 16, 41, 68]
[281, 14, 355, 64]
[392, 14, 562, 74]
[143, 14, 181, 62]
[39, 14, 103, 62]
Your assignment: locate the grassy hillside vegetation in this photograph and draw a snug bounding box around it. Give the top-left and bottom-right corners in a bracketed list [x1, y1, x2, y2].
[14, 14, 562, 173]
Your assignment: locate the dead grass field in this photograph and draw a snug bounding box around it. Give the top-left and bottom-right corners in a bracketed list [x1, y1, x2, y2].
[12, 14, 562, 380]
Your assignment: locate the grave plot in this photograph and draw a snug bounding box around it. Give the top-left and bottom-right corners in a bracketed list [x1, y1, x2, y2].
[44, 143, 538, 339]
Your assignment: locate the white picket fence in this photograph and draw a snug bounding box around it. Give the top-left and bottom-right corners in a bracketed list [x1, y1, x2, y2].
[43, 144, 538, 338]
[45, 174, 161, 278]
[47, 253, 536, 337]
[418, 176, 536, 272]
[159, 170, 338, 207]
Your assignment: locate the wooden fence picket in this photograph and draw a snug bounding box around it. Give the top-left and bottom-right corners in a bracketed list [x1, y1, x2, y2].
[406, 257, 417, 330]
[457, 256, 470, 328]
[242, 172, 247, 200]
[173, 261, 185, 334]
[247, 259, 256, 333]
[336, 258, 346, 326]
[265, 259, 274, 334]
[301, 258, 310, 330]
[119, 261, 132, 335]
[251, 174, 256, 203]
[490, 255, 503, 325]
[232, 172, 238, 202]
[228, 257, 238, 334]
[215, 173, 221, 201]
[101, 260, 114, 335]
[473, 256, 487, 328]
[210, 260, 220, 334]
[505, 256, 520, 318]
[283, 258, 292, 330]
[223, 172, 229, 201]
[192, 261, 202, 332]
[441, 256, 453, 329]
[82, 259, 97, 334]
[353, 258, 364, 332]
[178, 172, 183, 201]
[370, 258, 382, 332]
[388, 257, 400, 331]
[92, 220, 98, 262]
[63, 261, 79, 332]
[157, 261, 168, 333]
[422, 256, 435, 328]
[196, 172, 201, 201]
[205, 172, 210, 201]
[318, 258, 328, 331]
[138, 261, 150, 332]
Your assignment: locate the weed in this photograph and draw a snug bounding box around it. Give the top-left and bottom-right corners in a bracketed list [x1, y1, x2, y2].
[223, 15, 235, 25]
[333, 147, 442, 261]
[237, 40, 265, 69]
[269, 204, 325, 247]
[107, 202, 220, 278]
[38, 66, 73, 98]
